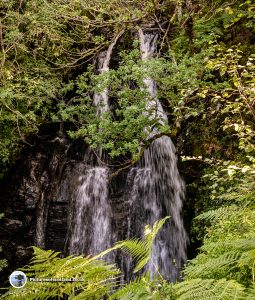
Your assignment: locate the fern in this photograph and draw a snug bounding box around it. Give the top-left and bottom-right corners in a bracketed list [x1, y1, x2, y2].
[186, 158, 255, 293]
[195, 206, 238, 222]
[110, 273, 151, 300]
[245, 287, 255, 300]
[2, 218, 169, 299]
[185, 251, 241, 279]
[2, 248, 120, 300]
[111, 272, 175, 300]
[96, 216, 170, 273]
[174, 278, 247, 300]
[114, 217, 170, 273]
[200, 239, 255, 253]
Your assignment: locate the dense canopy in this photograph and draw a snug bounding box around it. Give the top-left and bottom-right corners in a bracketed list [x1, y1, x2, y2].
[0, 0, 255, 299]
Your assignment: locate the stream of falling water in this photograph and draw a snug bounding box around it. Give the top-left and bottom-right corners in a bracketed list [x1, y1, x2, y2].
[93, 31, 123, 115]
[67, 36, 121, 256]
[124, 29, 187, 281]
[69, 167, 111, 255]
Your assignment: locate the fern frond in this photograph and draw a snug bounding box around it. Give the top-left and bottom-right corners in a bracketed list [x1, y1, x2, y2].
[185, 251, 241, 278]
[200, 238, 255, 253]
[2, 247, 120, 300]
[245, 286, 255, 300]
[96, 216, 170, 273]
[110, 273, 151, 300]
[2, 218, 169, 299]
[110, 273, 174, 300]
[195, 206, 237, 222]
[239, 249, 255, 269]
[114, 216, 170, 273]
[174, 278, 246, 300]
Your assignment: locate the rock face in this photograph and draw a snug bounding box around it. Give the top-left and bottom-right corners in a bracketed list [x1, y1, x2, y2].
[0, 132, 73, 280]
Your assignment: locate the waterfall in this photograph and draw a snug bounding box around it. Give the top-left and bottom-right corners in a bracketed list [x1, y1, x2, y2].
[124, 29, 187, 281]
[93, 31, 123, 115]
[68, 167, 111, 255]
[68, 35, 122, 257]
[93, 51, 111, 115]
[138, 29, 167, 129]
[33, 29, 187, 282]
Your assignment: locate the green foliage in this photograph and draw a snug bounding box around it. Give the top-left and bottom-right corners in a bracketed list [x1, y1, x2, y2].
[2, 247, 119, 300]
[0, 0, 167, 175]
[205, 47, 255, 153]
[185, 155, 255, 291]
[112, 273, 255, 300]
[166, 42, 255, 156]
[174, 278, 247, 300]
[110, 216, 170, 273]
[0, 0, 180, 174]
[173, 158, 255, 299]
[1, 0, 253, 169]
[57, 48, 170, 160]
[111, 273, 176, 300]
[169, 6, 255, 291]
[153, 0, 255, 158]
[2, 217, 169, 299]
[0, 0, 64, 176]
[1, 0, 255, 298]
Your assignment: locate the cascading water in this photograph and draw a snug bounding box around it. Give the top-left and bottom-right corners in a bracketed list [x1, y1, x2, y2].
[93, 31, 123, 115]
[138, 29, 167, 127]
[68, 167, 111, 255]
[123, 29, 187, 281]
[67, 36, 122, 257]
[93, 50, 111, 115]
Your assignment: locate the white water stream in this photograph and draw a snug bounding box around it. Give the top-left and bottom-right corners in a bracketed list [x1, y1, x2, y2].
[124, 29, 187, 281]
[69, 167, 111, 255]
[68, 36, 121, 256]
